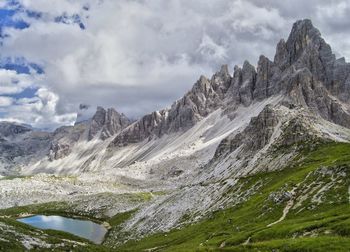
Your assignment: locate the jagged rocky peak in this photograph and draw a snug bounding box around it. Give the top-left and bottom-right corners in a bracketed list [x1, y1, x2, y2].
[191, 75, 212, 97]
[210, 64, 232, 94]
[251, 19, 350, 128]
[270, 21, 350, 128]
[254, 55, 277, 100]
[48, 106, 131, 161]
[286, 19, 324, 62]
[257, 19, 337, 101]
[274, 19, 339, 88]
[216, 64, 231, 80]
[274, 19, 324, 66]
[227, 60, 257, 106]
[240, 60, 257, 106]
[88, 106, 131, 140]
[192, 65, 232, 101]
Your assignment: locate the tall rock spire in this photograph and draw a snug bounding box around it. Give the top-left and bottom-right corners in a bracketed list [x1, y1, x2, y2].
[88, 107, 131, 140]
[285, 19, 324, 63]
[274, 19, 336, 85]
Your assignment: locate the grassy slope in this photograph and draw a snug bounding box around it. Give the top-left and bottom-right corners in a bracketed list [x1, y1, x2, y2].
[115, 142, 350, 252]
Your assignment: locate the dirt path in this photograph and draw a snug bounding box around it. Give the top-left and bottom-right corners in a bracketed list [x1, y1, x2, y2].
[267, 186, 298, 227]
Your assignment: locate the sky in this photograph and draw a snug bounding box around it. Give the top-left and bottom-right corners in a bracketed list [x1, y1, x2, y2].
[0, 0, 350, 130]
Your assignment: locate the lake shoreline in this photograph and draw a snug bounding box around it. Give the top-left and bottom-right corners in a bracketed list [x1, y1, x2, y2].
[17, 214, 108, 244]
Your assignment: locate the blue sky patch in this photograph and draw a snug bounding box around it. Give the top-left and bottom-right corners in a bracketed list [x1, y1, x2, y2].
[0, 57, 44, 75]
[0, 6, 29, 39]
[2, 62, 30, 74]
[0, 57, 43, 101]
[12, 87, 38, 99]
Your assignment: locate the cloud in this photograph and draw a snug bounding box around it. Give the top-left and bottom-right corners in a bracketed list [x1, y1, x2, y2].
[0, 69, 35, 95]
[17, 0, 87, 16]
[0, 96, 13, 107]
[1, 88, 76, 129]
[0, 0, 350, 129]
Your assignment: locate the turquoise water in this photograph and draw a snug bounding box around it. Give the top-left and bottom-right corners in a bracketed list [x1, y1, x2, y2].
[17, 215, 107, 244]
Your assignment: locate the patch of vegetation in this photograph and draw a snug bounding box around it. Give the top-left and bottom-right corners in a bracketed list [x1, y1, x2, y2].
[133, 192, 154, 201]
[0, 175, 32, 180]
[108, 210, 138, 227]
[0, 201, 72, 218]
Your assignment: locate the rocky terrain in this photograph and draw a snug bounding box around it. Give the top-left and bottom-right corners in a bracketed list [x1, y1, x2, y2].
[1, 19, 350, 251]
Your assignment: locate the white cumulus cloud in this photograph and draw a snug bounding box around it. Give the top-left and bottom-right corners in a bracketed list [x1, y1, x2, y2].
[0, 96, 14, 107]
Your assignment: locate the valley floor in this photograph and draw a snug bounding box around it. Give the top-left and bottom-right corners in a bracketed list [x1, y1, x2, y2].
[1, 142, 350, 251]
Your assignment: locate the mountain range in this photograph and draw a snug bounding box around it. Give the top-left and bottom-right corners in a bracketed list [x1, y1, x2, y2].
[1, 19, 350, 251]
